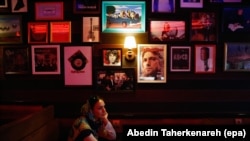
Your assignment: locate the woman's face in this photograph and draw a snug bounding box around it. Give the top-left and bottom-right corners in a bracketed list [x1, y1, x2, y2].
[109, 53, 117, 64]
[92, 99, 107, 119]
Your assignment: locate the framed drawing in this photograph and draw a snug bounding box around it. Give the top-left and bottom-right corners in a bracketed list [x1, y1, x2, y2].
[180, 0, 203, 8]
[149, 20, 186, 42]
[28, 22, 48, 44]
[195, 44, 216, 73]
[102, 48, 122, 67]
[0, 15, 22, 44]
[137, 44, 167, 83]
[102, 1, 146, 33]
[191, 12, 217, 41]
[82, 17, 100, 42]
[95, 68, 135, 93]
[170, 46, 191, 72]
[35, 2, 64, 20]
[11, 0, 28, 13]
[224, 42, 250, 71]
[73, 0, 101, 14]
[151, 0, 175, 13]
[50, 21, 71, 43]
[3, 47, 29, 74]
[64, 46, 92, 86]
[31, 45, 61, 75]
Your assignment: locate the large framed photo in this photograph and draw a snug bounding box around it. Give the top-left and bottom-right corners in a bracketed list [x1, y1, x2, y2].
[28, 22, 49, 44]
[50, 21, 71, 43]
[195, 44, 216, 73]
[95, 68, 135, 93]
[102, 1, 146, 33]
[170, 46, 191, 72]
[31, 45, 61, 75]
[82, 17, 100, 43]
[151, 0, 175, 13]
[11, 0, 28, 13]
[35, 2, 64, 20]
[180, 0, 203, 8]
[224, 42, 250, 72]
[102, 48, 122, 67]
[73, 0, 101, 14]
[64, 46, 92, 86]
[137, 44, 167, 83]
[150, 20, 186, 42]
[0, 15, 22, 44]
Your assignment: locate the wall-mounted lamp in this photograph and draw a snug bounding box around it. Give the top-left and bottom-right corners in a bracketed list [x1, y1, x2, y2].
[124, 36, 136, 61]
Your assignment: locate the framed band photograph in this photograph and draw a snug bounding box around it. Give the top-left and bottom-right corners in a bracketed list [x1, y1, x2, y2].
[151, 0, 175, 13]
[50, 21, 71, 43]
[102, 48, 122, 67]
[82, 17, 100, 43]
[11, 0, 28, 13]
[180, 0, 203, 8]
[35, 2, 64, 20]
[102, 1, 146, 33]
[73, 0, 101, 14]
[31, 45, 61, 75]
[137, 44, 167, 83]
[170, 46, 191, 72]
[28, 22, 48, 44]
[224, 42, 250, 72]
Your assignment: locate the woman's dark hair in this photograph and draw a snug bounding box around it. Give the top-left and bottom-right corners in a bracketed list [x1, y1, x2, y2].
[88, 95, 102, 109]
[105, 50, 119, 64]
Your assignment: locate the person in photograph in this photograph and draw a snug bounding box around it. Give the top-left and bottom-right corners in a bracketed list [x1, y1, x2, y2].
[227, 8, 250, 32]
[104, 50, 121, 66]
[152, 0, 174, 13]
[196, 47, 213, 72]
[161, 22, 178, 40]
[200, 13, 214, 41]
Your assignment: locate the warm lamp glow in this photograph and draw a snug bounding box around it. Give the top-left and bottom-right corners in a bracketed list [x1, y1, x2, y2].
[124, 36, 136, 61]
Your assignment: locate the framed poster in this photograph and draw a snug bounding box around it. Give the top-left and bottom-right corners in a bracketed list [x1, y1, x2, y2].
[50, 21, 71, 43]
[224, 42, 250, 71]
[82, 17, 100, 42]
[28, 22, 48, 44]
[195, 44, 216, 73]
[151, 0, 175, 13]
[102, 1, 146, 33]
[0, 15, 22, 44]
[35, 2, 64, 20]
[64, 46, 92, 86]
[170, 46, 191, 72]
[102, 48, 122, 67]
[11, 0, 28, 13]
[180, 0, 203, 8]
[137, 44, 167, 83]
[31, 45, 61, 75]
[73, 0, 101, 14]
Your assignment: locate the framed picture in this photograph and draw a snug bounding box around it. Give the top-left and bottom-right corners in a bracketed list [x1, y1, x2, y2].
[82, 17, 100, 43]
[73, 0, 101, 14]
[0, 0, 8, 8]
[35, 2, 64, 20]
[149, 20, 186, 42]
[102, 48, 122, 67]
[0, 15, 22, 44]
[50, 21, 71, 43]
[102, 1, 146, 33]
[180, 0, 203, 8]
[28, 22, 48, 44]
[64, 46, 92, 86]
[195, 44, 216, 73]
[210, 0, 241, 3]
[31, 45, 61, 75]
[95, 68, 135, 93]
[11, 0, 28, 13]
[170, 46, 191, 72]
[191, 12, 217, 41]
[3, 47, 29, 74]
[224, 42, 250, 71]
[151, 0, 175, 13]
[137, 44, 167, 83]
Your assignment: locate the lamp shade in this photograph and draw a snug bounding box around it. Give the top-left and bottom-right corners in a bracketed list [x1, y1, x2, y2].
[124, 36, 136, 49]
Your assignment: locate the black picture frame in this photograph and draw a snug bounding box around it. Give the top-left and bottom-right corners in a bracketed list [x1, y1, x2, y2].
[73, 0, 100, 14]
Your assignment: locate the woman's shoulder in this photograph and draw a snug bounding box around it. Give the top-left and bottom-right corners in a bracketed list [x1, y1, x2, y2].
[73, 116, 91, 130]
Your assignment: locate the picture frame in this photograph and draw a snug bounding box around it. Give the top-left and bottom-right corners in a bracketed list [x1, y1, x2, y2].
[149, 20, 186, 42]
[11, 0, 28, 13]
[35, 2, 64, 20]
[224, 42, 250, 72]
[191, 12, 217, 42]
[102, 48, 122, 67]
[64, 46, 92, 86]
[82, 17, 100, 43]
[95, 68, 135, 93]
[137, 44, 167, 83]
[31, 45, 61, 75]
[102, 1, 146, 33]
[3, 47, 29, 74]
[170, 46, 191, 72]
[0, 0, 8, 8]
[28, 22, 49, 44]
[180, 0, 203, 8]
[0, 15, 22, 44]
[50, 21, 71, 43]
[210, 0, 241, 3]
[195, 44, 216, 73]
[73, 0, 101, 14]
[151, 0, 175, 13]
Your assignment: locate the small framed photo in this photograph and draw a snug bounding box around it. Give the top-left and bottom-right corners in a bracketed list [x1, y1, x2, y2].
[102, 48, 122, 67]
[3, 47, 29, 74]
[180, 0, 203, 8]
[137, 44, 167, 83]
[82, 17, 100, 43]
[35, 2, 64, 20]
[224, 42, 250, 71]
[73, 0, 101, 14]
[64, 46, 92, 86]
[149, 20, 186, 42]
[151, 0, 175, 13]
[50, 21, 71, 43]
[28, 22, 49, 44]
[195, 44, 216, 73]
[95, 68, 135, 93]
[170, 46, 191, 72]
[11, 0, 28, 13]
[31, 45, 61, 75]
